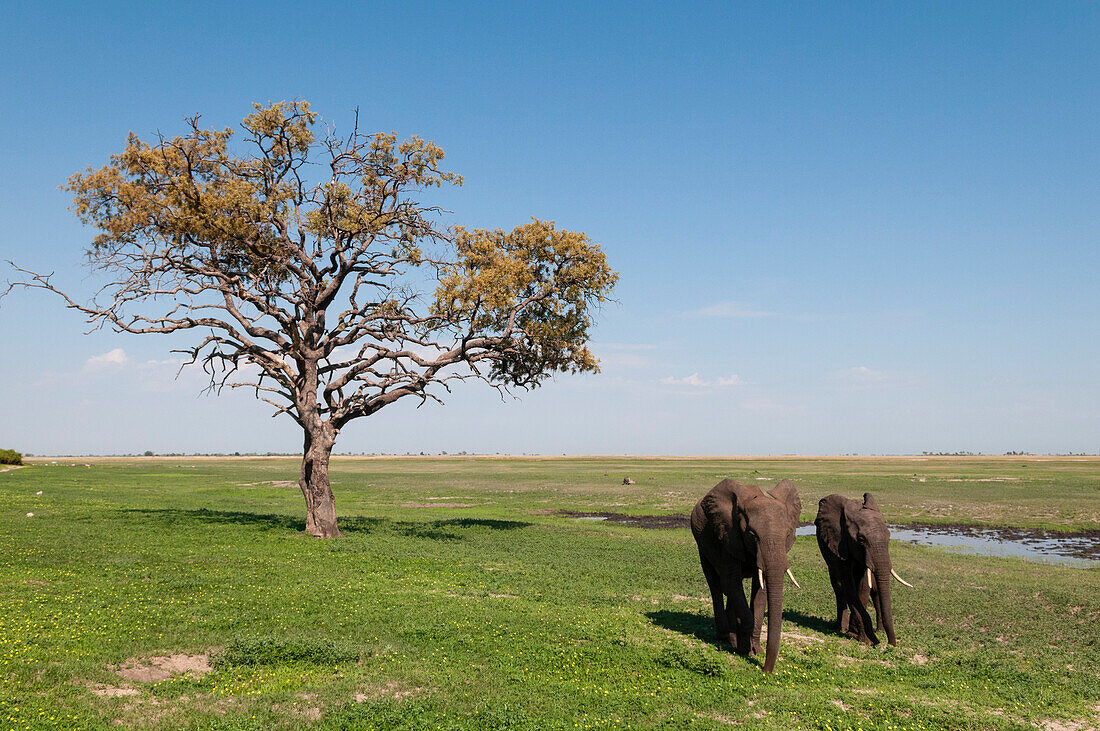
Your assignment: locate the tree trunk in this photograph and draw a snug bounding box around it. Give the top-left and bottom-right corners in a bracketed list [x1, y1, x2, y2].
[299, 426, 341, 538]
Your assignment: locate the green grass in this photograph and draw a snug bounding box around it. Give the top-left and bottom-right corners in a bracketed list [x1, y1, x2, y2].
[1, 456, 1098, 729]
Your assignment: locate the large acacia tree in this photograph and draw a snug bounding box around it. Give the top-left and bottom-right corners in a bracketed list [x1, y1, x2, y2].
[9, 101, 617, 537]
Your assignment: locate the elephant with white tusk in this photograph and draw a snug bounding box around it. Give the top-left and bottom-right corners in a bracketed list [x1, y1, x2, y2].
[691, 479, 802, 673]
[815, 492, 914, 646]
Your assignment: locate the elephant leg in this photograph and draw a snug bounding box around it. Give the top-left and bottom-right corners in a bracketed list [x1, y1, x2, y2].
[827, 562, 848, 633]
[699, 550, 730, 644]
[871, 583, 883, 631]
[725, 569, 753, 656]
[851, 572, 879, 645]
[750, 572, 765, 655]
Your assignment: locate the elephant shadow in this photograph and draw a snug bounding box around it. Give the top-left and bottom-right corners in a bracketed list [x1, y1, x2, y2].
[646, 608, 834, 646]
[782, 609, 835, 635]
[645, 609, 722, 647]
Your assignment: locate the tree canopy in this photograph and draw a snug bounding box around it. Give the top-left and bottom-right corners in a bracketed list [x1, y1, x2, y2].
[7, 101, 618, 536]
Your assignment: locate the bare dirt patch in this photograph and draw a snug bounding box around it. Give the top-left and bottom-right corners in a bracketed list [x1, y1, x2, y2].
[354, 681, 422, 703]
[271, 694, 324, 722]
[555, 510, 689, 529]
[784, 631, 826, 646]
[1041, 720, 1092, 731]
[234, 480, 298, 488]
[112, 653, 212, 682]
[298, 705, 322, 721]
[402, 502, 476, 508]
[84, 681, 140, 697]
[116, 696, 168, 726]
[0, 465, 25, 473]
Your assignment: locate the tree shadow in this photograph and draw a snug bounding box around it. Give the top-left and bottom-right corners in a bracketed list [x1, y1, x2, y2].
[391, 518, 533, 541]
[121, 508, 305, 532]
[121, 509, 530, 541]
[336, 515, 392, 533]
[434, 518, 531, 530]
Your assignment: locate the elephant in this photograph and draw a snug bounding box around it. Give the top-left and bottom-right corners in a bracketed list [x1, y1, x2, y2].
[691, 478, 802, 673]
[815, 492, 913, 646]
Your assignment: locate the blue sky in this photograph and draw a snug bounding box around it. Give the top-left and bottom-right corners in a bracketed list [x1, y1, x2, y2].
[1, 1, 1098, 455]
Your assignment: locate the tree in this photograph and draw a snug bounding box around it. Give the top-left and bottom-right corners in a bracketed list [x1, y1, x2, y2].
[5, 101, 617, 537]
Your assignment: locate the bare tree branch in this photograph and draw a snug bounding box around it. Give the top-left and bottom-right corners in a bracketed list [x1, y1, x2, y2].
[4, 101, 617, 537]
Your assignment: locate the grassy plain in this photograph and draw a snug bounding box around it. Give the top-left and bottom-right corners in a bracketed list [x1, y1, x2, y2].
[1, 455, 1098, 730]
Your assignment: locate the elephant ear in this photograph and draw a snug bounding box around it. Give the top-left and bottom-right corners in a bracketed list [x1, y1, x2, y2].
[815, 494, 847, 559]
[863, 492, 880, 512]
[702, 479, 755, 545]
[698, 480, 736, 544]
[769, 479, 802, 551]
[729, 480, 763, 536]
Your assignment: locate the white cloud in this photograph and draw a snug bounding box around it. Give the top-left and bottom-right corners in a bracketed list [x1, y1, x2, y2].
[661, 372, 708, 387]
[659, 373, 745, 388]
[837, 365, 923, 390]
[77, 348, 203, 391]
[690, 301, 772, 319]
[85, 348, 129, 368]
[843, 365, 887, 383]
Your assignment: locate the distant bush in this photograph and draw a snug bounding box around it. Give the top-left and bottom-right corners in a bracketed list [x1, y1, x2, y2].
[212, 635, 361, 667]
[0, 449, 22, 465]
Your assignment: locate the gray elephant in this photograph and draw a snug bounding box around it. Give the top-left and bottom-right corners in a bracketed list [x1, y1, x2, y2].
[691, 479, 802, 673]
[815, 492, 913, 646]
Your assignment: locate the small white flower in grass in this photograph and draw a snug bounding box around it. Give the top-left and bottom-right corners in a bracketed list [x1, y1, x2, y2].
[36, 491, 43, 495]
[26, 512, 34, 517]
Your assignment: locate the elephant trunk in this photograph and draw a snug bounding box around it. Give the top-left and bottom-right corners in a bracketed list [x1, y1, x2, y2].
[762, 562, 785, 673]
[872, 549, 896, 646]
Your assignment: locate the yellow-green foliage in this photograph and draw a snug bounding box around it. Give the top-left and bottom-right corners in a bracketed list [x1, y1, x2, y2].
[0, 449, 21, 465]
[436, 219, 619, 386]
[65, 102, 316, 280]
[60, 101, 617, 389]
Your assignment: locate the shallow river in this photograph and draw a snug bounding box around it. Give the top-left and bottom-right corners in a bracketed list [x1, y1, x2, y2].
[795, 523, 1099, 568]
[564, 511, 1099, 568]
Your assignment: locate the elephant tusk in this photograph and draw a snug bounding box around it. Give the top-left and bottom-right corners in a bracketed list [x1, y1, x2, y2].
[758, 568, 765, 587]
[891, 568, 914, 588]
[866, 568, 873, 589]
[785, 568, 801, 589]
